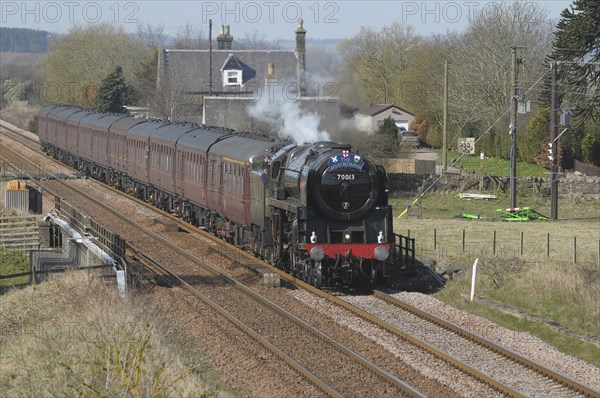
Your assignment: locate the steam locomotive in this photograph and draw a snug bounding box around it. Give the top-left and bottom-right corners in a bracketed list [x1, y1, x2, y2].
[38, 105, 396, 287]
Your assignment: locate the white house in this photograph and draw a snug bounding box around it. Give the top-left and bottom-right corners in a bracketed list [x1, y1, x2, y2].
[357, 104, 415, 134]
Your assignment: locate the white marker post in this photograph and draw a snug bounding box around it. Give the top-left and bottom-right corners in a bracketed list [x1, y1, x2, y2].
[470, 258, 479, 301]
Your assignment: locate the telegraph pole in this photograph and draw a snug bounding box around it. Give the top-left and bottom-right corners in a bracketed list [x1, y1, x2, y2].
[509, 46, 521, 209]
[443, 60, 448, 173]
[209, 19, 213, 96]
[550, 63, 559, 220]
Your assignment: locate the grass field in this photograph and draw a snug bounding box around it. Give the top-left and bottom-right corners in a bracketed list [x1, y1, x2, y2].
[391, 191, 600, 366]
[391, 195, 600, 266]
[434, 149, 550, 178]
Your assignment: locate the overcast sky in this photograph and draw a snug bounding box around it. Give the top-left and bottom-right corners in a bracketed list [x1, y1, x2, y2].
[1, 1, 574, 40]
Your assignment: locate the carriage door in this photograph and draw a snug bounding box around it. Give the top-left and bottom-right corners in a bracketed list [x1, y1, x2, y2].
[216, 160, 224, 213]
[175, 148, 184, 196]
[144, 141, 151, 183]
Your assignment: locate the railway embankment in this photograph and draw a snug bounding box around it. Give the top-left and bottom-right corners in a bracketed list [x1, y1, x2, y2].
[0, 272, 236, 398]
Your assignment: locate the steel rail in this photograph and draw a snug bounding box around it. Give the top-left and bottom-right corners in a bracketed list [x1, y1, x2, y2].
[373, 290, 600, 398]
[7, 122, 596, 397]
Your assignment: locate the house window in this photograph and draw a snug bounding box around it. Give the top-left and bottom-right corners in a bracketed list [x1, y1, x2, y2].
[223, 69, 242, 86]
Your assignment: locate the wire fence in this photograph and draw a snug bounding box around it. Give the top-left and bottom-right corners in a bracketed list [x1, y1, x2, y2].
[401, 226, 600, 267]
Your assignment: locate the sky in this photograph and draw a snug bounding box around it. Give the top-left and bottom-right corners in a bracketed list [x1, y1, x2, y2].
[1, 0, 574, 40]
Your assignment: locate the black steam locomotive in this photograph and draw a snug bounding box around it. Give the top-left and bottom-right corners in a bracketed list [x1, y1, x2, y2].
[38, 105, 399, 288]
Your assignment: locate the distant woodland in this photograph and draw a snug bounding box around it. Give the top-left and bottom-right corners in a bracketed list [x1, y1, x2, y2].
[0, 27, 50, 53]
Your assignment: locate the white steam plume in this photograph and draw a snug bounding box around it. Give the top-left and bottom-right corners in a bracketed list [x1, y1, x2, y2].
[246, 88, 330, 144]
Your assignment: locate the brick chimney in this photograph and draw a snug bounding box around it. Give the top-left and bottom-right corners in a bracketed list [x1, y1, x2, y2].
[217, 24, 233, 50]
[295, 19, 306, 97]
[265, 63, 277, 87]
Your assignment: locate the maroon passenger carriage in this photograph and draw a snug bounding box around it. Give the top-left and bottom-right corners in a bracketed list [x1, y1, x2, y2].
[37, 105, 405, 288]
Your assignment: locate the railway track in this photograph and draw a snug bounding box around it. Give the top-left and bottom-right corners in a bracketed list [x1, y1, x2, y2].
[366, 291, 598, 397]
[2, 122, 598, 397]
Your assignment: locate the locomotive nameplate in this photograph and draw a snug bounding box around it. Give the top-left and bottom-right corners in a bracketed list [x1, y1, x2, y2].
[328, 151, 364, 171]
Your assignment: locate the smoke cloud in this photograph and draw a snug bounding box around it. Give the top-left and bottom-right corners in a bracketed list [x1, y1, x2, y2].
[246, 88, 330, 145]
[339, 113, 374, 134]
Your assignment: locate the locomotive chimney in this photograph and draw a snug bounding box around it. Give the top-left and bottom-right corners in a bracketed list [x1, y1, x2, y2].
[295, 19, 306, 97]
[217, 24, 233, 50]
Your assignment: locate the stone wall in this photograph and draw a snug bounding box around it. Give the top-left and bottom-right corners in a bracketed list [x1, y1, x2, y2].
[388, 172, 600, 201]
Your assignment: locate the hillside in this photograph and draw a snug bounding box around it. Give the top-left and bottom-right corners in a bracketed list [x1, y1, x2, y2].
[0, 27, 50, 53]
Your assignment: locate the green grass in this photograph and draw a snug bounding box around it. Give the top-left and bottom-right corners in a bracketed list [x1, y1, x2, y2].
[435, 150, 550, 178]
[435, 274, 600, 367]
[0, 248, 30, 285]
[391, 190, 600, 221]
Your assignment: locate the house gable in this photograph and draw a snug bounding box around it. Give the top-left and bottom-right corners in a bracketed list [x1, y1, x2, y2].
[220, 54, 256, 87]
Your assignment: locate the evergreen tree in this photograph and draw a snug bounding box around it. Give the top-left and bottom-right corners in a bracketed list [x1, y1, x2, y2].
[377, 116, 399, 140]
[546, 0, 600, 123]
[368, 117, 399, 158]
[580, 121, 600, 166]
[519, 108, 550, 164]
[95, 65, 132, 113]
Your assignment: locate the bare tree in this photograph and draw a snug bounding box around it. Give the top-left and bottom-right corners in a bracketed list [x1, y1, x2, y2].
[42, 23, 148, 107]
[336, 3, 553, 154]
[136, 23, 167, 49]
[450, 2, 553, 121]
[234, 30, 280, 50]
[172, 23, 207, 50]
[338, 23, 421, 107]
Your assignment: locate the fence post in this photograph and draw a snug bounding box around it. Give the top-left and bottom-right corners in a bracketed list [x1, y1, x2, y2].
[547, 233, 550, 258]
[462, 229, 465, 253]
[407, 229, 410, 238]
[493, 230, 496, 255]
[520, 231, 524, 257]
[433, 229, 437, 251]
[573, 236, 577, 264]
[470, 258, 479, 301]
